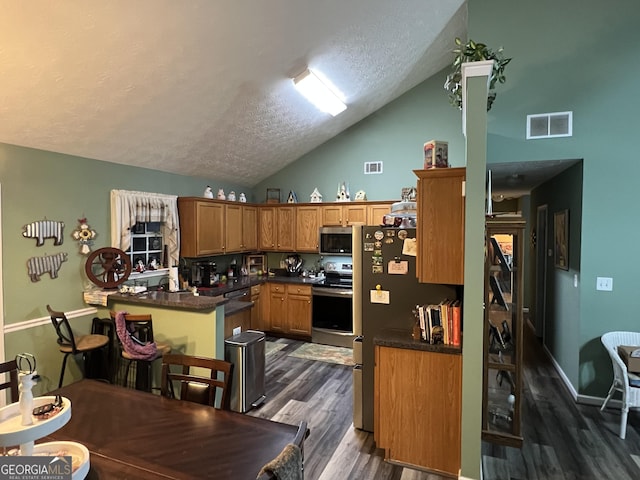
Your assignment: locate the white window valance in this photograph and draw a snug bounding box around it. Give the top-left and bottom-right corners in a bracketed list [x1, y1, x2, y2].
[110, 189, 180, 267]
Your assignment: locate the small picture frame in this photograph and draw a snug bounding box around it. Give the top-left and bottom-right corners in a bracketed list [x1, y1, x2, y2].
[554, 209, 569, 270]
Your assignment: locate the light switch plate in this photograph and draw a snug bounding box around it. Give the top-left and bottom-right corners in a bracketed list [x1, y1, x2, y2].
[233, 326, 241, 336]
[596, 277, 613, 291]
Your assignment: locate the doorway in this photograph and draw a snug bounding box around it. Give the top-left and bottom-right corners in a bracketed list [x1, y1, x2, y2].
[534, 205, 548, 339]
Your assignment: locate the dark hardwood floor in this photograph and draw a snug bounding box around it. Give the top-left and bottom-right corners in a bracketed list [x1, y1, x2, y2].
[482, 324, 640, 480]
[248, 328, 640, 480]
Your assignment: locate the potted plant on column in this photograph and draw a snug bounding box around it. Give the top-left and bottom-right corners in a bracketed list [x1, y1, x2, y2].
[444, 37, 512, 111]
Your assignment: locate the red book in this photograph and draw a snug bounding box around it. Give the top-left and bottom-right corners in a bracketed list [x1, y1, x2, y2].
[452, 301, 462, 347]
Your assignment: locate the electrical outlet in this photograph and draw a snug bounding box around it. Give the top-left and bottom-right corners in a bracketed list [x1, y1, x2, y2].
[233, 326, 241, 336]
[596, 277, 613, 291]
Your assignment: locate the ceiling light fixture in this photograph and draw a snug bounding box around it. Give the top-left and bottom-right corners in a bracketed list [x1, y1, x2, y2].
[293, 69, 346, 117]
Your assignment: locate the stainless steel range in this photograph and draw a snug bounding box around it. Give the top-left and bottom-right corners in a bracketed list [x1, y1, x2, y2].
[311, 262, 354, 348]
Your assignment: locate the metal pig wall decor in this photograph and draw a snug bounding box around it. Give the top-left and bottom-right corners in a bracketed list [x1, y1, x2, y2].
[27, 252, 68, 282]
[22, 219, 65, 246]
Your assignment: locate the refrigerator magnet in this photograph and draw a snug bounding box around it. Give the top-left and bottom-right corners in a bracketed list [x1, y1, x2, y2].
[388, 260, 408, 274]
[364, 242, 375, 252]
[402, 238, 417, 257]
[374, 230, 384, 241]
[397, 230, 408, 240]
[372, 265, 383, 274]
[384, 237, 394, 244]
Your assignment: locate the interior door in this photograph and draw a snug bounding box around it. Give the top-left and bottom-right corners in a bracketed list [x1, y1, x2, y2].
[535, 205, 548, 339]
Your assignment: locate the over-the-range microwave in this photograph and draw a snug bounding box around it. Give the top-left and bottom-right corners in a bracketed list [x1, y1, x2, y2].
[319, 226, 353, 256]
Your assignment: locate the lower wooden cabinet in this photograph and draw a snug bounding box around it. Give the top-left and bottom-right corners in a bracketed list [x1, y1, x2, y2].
[224, 308, 251, 340]
[267, 283, 312, 338]
[249, 284, 268, 331]
[375, 345, 461, 477]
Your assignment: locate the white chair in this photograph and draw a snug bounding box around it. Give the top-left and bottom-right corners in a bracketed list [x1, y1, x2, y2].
[600, 331, 640, 439]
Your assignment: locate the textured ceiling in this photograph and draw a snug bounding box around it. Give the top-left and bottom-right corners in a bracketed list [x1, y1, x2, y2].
[0, 1, 467, 187]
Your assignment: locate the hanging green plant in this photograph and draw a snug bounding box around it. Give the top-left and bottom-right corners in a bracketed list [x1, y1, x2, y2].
[444, 37, 512, 111]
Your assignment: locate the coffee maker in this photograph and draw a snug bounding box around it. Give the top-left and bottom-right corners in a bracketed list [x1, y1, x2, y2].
[191, 261, 217, 287]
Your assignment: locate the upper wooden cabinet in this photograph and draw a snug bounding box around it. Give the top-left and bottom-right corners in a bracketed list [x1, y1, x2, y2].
[295, 205, 321, 252]
[226, 204, 258, 252]
[367, 202, 393, 226]
[178, 198, 225, 257]
[414, 168, 466, 284]
[259, 205, 295, 252]
[322, 203, 367, 226]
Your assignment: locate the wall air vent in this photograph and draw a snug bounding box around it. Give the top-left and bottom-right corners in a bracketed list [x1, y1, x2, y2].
[527, 111, 572, 139]
[364, 161, 383, 174]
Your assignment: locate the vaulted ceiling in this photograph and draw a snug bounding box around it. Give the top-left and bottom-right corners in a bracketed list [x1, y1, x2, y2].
[0, 1, 467, 187]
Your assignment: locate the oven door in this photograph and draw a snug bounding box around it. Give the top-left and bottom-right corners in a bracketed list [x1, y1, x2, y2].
[311, 287, 354, 348]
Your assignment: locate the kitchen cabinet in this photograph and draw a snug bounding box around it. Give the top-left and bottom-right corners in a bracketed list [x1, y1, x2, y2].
[178, 198, 225, 257]
[295, 205, 321, 252]
[267, 283, 312, 338]
[482, 219, 524, 448]
[366, 202, 393, 226]
[413, 168, 466, 284]
[224, 308, 251, 340]
[249, 284, 268, 331]
[375, 345, 461, 477]
[321, 204, 367, 226]
[226, 204, 258, 252]
[259, 206, 296, 252]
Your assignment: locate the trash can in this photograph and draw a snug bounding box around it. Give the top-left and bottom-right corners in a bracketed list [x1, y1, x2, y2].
[224, 330, 266, 413]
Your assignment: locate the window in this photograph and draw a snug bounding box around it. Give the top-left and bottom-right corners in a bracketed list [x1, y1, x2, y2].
[127, 222, 164, 270]
[110, 189, 180, 268]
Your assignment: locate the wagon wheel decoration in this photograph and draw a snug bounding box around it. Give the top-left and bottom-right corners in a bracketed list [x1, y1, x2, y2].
[85, 247, 132, 289]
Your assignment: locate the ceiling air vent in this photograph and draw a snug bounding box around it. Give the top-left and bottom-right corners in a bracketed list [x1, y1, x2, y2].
[526, 111, 572, 139]
[364, 161, 383, 174]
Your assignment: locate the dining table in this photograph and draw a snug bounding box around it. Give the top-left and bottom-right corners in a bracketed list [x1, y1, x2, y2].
[41, 379, 301, 479]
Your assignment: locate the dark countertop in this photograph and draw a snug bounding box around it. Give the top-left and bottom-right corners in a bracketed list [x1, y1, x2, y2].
[109, 275, 321, 312]
[374, 328, 462, 355]
[265, 275, 323, 285]
[110, 290, 228, 311]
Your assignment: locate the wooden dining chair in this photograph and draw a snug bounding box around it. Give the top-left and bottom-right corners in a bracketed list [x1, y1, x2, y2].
[256, 420, 309, 480]
[47, 305, 110, 388]
[110, 311, 172, 392]
[0, 358, 19, 404]
[160, 353, 233, 409]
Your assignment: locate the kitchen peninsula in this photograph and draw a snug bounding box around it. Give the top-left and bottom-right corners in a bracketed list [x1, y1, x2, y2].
[104, 274, 321, 361]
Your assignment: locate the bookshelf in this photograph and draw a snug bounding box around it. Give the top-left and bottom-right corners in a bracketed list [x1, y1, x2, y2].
[482, 218, 525, 447]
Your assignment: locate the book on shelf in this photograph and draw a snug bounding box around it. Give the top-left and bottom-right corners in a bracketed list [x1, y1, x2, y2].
[415, 299, 462, 347]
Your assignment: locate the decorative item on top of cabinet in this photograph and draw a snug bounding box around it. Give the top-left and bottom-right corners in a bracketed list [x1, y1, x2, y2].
[217, 189, 226, 200]
[239, 193, 247, 203]
[413, 168, 465, 285]
[336, 182, 350, 202]
[228, 191, 237, 202]
[354, 190, 367, 201]
[482, 218, 524, 448]
[204, 186, 214, 198]
[287, 191, 298, 203]
[310, 188, 323, 203]
[266, 188, 280, 204]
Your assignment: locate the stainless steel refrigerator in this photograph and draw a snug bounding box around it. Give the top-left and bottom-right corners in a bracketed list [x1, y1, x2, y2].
[352, 225, 458, 432]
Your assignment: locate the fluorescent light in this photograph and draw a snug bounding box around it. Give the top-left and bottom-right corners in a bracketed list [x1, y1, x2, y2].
[293, 69, 346, 116]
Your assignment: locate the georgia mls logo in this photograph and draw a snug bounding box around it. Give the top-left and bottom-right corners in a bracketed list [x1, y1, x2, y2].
[0, 455, 72, 480]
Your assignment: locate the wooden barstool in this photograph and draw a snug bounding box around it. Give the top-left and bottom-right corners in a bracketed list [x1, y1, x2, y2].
[111, 311, 171, 392]
[47, 305, 110, 388]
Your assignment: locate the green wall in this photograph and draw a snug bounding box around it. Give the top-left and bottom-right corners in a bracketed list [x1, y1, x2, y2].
[469, 0, 640, 397]
[0, 143, 245, 393]
[254, 70, 466, 202]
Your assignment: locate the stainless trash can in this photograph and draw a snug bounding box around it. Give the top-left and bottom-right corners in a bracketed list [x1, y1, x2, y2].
[224, 330, 266, 413]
